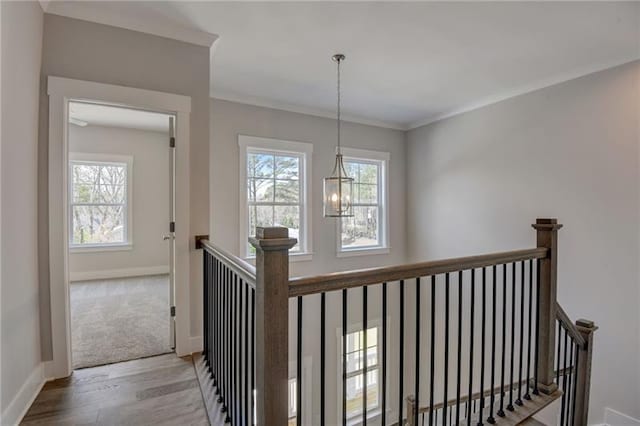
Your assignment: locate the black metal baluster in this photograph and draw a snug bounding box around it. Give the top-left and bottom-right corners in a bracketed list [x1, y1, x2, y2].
[565, 339, 575, 426]
[478, 268, 486, 425]
[321, 293, 326, 426]
[215, 259, 221, 395]
[507, 263, 516, 412]
[467, 269, 475, 426]
[571, 348, 580, 426]
[524, 259, 533, 401]
[363, 286, 368, 426]
[223, 267, 229, 419]
[382, 283, 387, 426]
[488, 265, 497, 424]
[497, 264, 507, 417]
[203, 252, 209, 362]
[415, 277, 421, 426]
[516, 262, 525, 407]
[244, 282, 249, 424]
[559, 328, 569, 426]
[233, 274, 239, 425]
[251, 288, 255, 425]
[429, 276, 436, 426]
[533, 260, 540, 396]
[297, 296, 303, 426]
[342, 289, 348, 426]
[455, 271, 463, 425]
[238, 279, 244, 425]
[399, 280, 405, 426]
[210, 256, 215, 380]
[442, 274, 450, 426]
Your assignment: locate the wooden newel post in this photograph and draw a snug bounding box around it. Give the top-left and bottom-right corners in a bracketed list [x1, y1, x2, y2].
[532, 218, 563, 394]
[573, 319, 597, 426]
[249, 227, 297, 426]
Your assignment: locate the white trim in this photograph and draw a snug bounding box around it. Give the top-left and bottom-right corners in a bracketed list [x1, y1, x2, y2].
[238, 135, 313, 259]
[47, 76, 192, 380]
[68, 152, 133, 249]
[43, 2, 218, 47]
[190, 335, 203, 354]
[336, 147, 390, 256]
[407, 57, 640, 130]
[69, 265, 170, 282]
[213, 92, 406, 131]
[604, 407, 640, 426]
[0, 363, 46, 426]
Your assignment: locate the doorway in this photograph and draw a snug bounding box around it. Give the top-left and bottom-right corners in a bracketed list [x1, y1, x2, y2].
[66, 101, 176, 369]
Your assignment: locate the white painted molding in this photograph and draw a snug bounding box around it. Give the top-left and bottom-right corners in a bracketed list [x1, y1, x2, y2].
[190, 336, 203, 354]
[407, 56, 640, 130]
[43, 2, 218, 47]
[1, 363, 46, 426]
[212, 92, 407, 131]
[604, 407, 640, 426]
[69, 266, 170, 282]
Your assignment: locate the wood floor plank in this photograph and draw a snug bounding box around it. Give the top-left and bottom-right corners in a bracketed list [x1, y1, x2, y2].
[21, 354, 209, 426]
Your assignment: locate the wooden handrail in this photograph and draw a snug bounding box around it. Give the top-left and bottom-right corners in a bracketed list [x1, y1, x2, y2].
[288, 247, 548, 297]
[556, 303, 586, 348]
[200, 239, 257, 287]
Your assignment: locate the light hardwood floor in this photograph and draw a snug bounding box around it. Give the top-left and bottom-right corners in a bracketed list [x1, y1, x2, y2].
[22, 354, 210, 425]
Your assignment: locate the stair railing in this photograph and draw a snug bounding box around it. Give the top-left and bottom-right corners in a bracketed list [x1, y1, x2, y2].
[198, 218, 596, 426]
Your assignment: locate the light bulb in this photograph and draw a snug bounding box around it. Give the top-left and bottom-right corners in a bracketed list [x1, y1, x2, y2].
[331, 193, 338, 202]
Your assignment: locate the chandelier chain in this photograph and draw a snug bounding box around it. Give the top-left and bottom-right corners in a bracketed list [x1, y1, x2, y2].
[337, 57, 341, 153]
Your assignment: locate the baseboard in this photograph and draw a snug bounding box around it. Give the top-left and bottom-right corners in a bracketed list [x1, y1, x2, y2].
[190, 335, 203, 354]
[69, 265, 169, 282]
[604, 407, 640, 426]
[1, 363, 46, 426]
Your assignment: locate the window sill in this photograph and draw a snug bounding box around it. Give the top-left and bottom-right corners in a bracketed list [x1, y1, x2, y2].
[346, 408, 388, 426]
[337, 247, 390, 258]
[70, 243, 133, 254]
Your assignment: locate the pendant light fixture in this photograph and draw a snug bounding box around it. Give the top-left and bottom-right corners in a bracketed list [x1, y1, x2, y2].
[323, 53, 354, 217]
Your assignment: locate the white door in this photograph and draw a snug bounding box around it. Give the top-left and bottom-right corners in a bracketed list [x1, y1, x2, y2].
[168, 116, 177, 349]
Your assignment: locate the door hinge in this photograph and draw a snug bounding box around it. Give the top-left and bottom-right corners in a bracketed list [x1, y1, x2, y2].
[170, 306, 176, 317]
[169, 221, 175, 232]
[170, 136, 175, 148]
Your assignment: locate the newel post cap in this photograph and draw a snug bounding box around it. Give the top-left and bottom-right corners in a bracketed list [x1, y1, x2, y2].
[249, 226, 298, 252]
[532, 218, 563, 231]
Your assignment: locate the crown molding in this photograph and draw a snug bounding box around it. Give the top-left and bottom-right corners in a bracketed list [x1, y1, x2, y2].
[212, 90, 408, 131]
[44, 2, 218, 48]
[407, 56, 640, 130]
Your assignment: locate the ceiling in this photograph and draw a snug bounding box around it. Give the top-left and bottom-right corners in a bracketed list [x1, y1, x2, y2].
[47, 1, 640, 130]
[69, 102, 171, 133]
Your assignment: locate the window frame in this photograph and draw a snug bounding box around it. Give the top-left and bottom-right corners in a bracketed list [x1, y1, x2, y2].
[68, 152, 133, 252]
[238, 135, 313, 261]
[336, 147, 390, 257]
[337, 324, 383, 424]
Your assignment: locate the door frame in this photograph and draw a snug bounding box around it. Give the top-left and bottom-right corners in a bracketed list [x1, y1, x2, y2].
[47, 76, 192, 378]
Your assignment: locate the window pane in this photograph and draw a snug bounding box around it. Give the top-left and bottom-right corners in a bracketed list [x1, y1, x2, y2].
[248, 178, 274, 202]
[97, 184, 125, 204]
[72, 182, 95, 203]
[275, 155, 299, 180]
[357, 183, 377, 204]
[274, 205, 300, 251]
[99, 164, 126, 186]
[358, 163, 378, 185]
[275, 179, 299, 203]
[249, 205, 274, 234]
[72, 205, 125, 244]
[72, 164, 99, 184]
[347, 330, 361, 352]
[341, 206, 379, 248]
[247, 153, 274, 178]
[346, 351, 362, 373]
[346, 370, 379, 418]
[367, 328, 377, 348]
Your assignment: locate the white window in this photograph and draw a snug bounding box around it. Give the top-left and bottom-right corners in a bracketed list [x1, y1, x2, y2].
[239, 136, 313, 260]
[69, 153, 133, 249]
[343, 327, 381, 421]
[338, 148, 390, 256]
[288, 378, 297, 426]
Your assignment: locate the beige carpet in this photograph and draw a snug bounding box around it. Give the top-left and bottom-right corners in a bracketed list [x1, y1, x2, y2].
[70, 275, 173, 369]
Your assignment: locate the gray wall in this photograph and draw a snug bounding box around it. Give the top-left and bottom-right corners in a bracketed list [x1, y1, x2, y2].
[406, 60, 640, 423]
[210, 98, 408, 277]
[68, 124, 169, 279]
[38, 14, 210, 358]
[1, 0, 43, 418]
